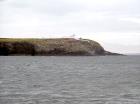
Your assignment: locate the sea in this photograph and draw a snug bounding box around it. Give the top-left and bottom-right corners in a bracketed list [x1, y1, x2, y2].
[0, 56, 140, 104]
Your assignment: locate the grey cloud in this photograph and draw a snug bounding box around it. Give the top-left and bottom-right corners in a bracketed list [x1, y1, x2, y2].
[0, 0, 5, 2]
[45, 2, 83, 15]
[0, 0, 140, 53]
[4, 0, 140, 16]
[6, 0, 84, 16]
[35, 0, 85, 16]
[54, 12, 140, 33]
[86, 0, 140, 16]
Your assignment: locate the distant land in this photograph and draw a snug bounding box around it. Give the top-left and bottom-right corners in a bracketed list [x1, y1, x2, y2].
[0, 38, 122, 56]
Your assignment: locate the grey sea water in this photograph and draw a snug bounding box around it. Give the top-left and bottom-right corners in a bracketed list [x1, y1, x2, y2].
[0, 56, 140, 104]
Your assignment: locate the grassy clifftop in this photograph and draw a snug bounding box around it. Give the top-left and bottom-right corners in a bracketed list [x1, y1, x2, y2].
[0, 38, 118, 56]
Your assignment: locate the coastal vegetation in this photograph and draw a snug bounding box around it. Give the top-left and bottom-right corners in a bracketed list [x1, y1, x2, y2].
[0, 38, 119, 56]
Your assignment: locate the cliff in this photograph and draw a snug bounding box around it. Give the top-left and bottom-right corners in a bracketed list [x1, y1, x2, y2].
[0, 38, 120, 56]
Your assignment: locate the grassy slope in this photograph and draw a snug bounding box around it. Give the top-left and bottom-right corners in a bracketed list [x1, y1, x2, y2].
[0, 38, 105, 55]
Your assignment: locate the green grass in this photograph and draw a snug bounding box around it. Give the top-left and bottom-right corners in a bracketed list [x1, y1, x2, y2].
[0, 38, 36, 42]
[0, 38, 102, 49]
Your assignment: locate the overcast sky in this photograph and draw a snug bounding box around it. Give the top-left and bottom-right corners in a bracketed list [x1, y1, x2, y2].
[0, 0, 140, 53]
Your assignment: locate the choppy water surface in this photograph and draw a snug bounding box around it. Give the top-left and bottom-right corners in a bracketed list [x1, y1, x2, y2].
[0, 56, 140, 104]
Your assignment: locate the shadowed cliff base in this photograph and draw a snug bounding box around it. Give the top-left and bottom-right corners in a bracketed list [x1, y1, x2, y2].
[0, 38, 122, 56]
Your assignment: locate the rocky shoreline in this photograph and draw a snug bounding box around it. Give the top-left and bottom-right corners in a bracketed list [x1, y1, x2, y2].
[0, 38, 122, 56]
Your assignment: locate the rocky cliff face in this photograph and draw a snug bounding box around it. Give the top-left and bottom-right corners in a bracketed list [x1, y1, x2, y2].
[0, 38, 120, 56]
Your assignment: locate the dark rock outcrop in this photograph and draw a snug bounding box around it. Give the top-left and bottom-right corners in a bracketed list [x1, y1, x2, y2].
[0, 42, 35, 56]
